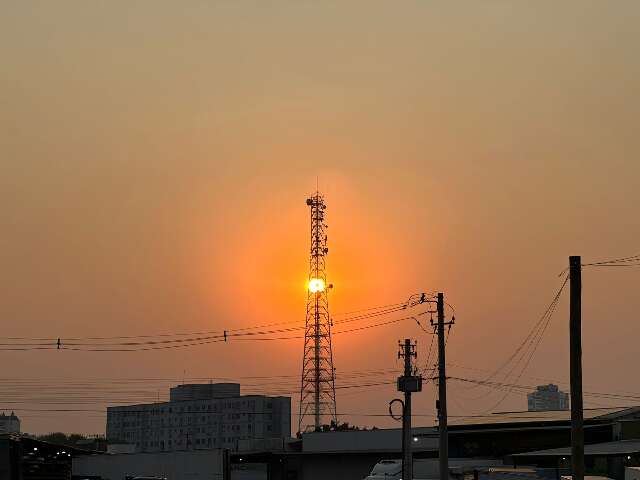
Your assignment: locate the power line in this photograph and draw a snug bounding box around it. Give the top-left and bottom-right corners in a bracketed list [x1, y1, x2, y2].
[0, 294, 429, 350]
[0, 367, 399, 384]
[55, 311, 428, 350]
[586, 263, 640, 268]
[462, 274, 569, 402]
[449, 376, 640, 405]
[485, 274, 567, 411]
[582, 253, 640, 266]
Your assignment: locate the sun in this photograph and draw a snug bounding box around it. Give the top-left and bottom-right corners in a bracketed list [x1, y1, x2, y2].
[308, 278, 325, 293]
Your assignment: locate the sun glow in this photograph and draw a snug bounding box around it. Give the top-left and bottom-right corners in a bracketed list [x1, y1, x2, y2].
[308, 278, 325, 293]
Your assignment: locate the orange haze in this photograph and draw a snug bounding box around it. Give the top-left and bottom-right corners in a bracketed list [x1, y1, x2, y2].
[1, 1, 640, 434]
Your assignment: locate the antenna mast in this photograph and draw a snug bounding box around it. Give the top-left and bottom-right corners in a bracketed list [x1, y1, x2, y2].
[298, 191, 338, 432]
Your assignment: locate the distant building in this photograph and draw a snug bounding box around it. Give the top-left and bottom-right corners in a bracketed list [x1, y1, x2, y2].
[106, 383, 290, 452]
[0, 412, 20, 434]
[527, 384, 569, 411]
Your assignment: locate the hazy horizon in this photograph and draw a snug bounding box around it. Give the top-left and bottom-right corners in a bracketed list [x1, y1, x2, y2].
[1, 1, 639, 435]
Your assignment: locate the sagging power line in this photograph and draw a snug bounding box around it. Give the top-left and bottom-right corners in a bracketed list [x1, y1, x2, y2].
[0, 294, 430, 352]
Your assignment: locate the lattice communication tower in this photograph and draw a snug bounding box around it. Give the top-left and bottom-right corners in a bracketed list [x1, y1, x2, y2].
[298, 192, 338, 432]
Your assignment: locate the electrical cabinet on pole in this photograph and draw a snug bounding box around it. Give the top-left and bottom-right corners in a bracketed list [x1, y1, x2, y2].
[397, 339, 422, 480]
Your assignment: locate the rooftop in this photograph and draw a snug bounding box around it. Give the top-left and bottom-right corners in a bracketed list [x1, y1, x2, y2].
[448, 407, 640, 428]
[302, 427, 439, 453]
[512, 439, 640, 458]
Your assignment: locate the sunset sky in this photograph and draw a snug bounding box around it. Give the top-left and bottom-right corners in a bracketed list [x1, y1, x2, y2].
[1, 1, 639, 434]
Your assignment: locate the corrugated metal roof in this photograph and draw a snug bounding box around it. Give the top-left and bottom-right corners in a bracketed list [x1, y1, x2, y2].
[448, 407, 640, 427]
[302, 427, 439, 453]
[512, 439, 640, 457]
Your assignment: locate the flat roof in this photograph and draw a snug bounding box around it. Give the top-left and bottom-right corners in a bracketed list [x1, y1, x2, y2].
[302, 427, 439, 453]
[448, 407, 640, 427]
[512, 439, 640, 458]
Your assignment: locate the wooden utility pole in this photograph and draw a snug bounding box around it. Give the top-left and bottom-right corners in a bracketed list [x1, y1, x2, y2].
[570, 256, 584, 480]
[397, 339, 421, 480]
[436, 293, 449, 480]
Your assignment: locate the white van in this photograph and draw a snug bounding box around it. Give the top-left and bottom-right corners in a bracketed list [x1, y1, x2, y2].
[364, 458, 504, 480]
[363, 459, 435, 480]
[365, 459, 403, 480]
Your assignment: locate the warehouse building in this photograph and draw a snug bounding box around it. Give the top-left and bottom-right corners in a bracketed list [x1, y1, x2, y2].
[231, 406, 640, 480]
[73, 448, 228, 480]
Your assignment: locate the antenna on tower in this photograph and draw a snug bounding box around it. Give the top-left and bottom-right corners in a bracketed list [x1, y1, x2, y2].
[299, 191, 337, 433]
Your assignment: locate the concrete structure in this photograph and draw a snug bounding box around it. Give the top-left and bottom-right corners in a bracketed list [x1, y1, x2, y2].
[73, 449, 227, 480]
[106, 383, 290, 453]
[106, 443, 136, 454]
[301, 428, 439, 453]
[231, 406, 640, 480]
[290, 427, 440, 480]
[0, 412, 20, 434]
[170, 383, 240, 402]
[513, 439, 640, 480]
[528, 384, 569, 412]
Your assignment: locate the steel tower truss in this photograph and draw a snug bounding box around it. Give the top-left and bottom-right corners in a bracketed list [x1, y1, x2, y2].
[298, 192, 338, 432]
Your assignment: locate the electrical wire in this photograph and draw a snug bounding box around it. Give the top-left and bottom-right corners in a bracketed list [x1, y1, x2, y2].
[462, 274, 568, 400]
[582, 253, 640, 266]
[55, 310, 429, 350]
[483, 274, 568, 411]
[0, 293, 429, 351]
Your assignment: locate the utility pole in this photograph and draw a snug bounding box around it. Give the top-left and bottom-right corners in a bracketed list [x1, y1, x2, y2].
[570, 256, 584, 480]
[431, 293, 454, 480]
[398, 339, 422, 480]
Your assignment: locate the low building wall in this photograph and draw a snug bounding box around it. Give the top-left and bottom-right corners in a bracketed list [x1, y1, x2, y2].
[73, 449, 227, 480]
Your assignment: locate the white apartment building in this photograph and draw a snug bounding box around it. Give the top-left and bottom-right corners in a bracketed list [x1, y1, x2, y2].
[527, 384, 569, 412]
[106, 383, 290, 453]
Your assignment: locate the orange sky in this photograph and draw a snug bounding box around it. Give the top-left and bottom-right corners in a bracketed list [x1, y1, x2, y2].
[1, 1, 640, 434]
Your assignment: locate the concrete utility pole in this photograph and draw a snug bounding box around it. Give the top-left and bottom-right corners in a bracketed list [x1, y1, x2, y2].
[434, 293, 452, 480]
[570, 256, 584, 480]
[397, 339, 421, 480]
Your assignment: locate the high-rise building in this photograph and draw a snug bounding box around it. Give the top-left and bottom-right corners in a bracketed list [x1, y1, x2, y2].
[0, 412, 20, 434]
[527, 384, 569, 411]
[106, 383, 290, 452]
